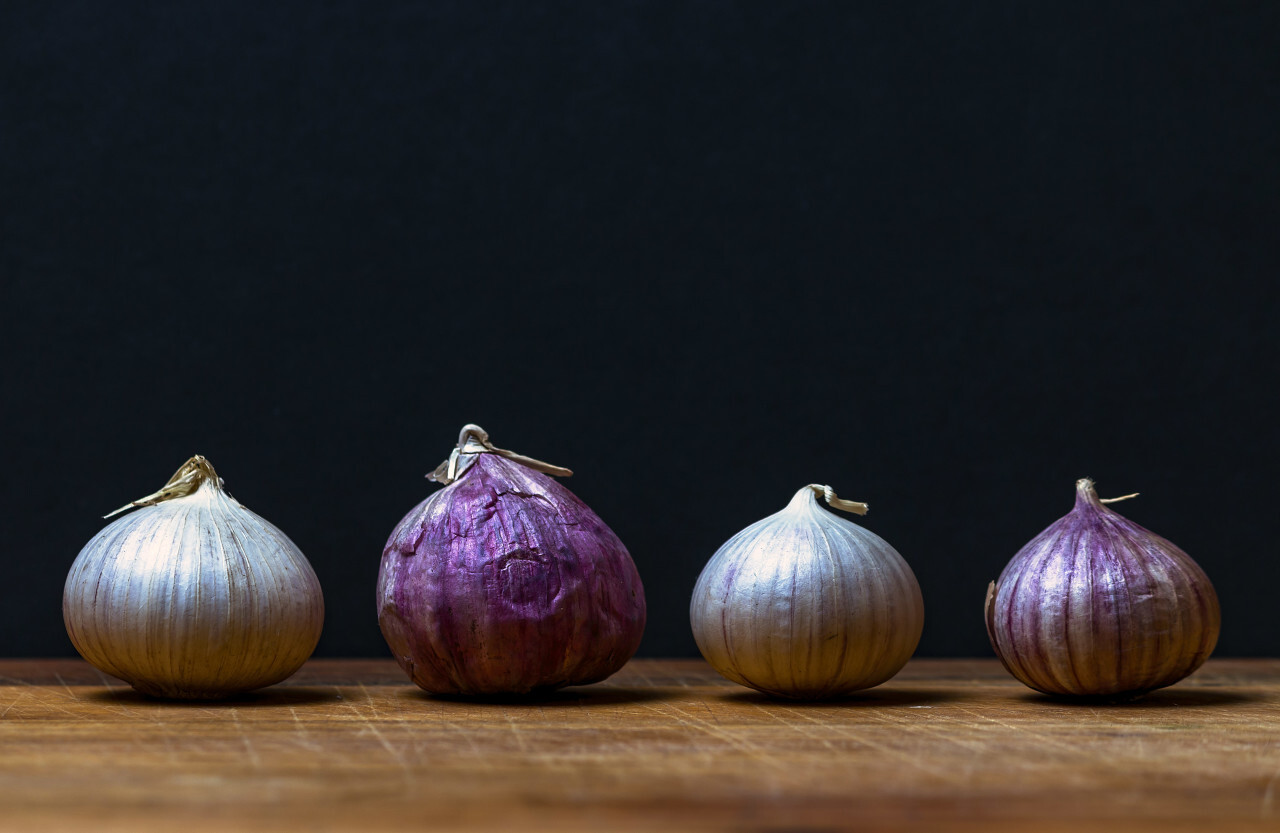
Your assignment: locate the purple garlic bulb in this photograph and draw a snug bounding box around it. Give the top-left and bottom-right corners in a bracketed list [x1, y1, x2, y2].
[985, 478, 1220, 699]
[377, 425, 646, 695]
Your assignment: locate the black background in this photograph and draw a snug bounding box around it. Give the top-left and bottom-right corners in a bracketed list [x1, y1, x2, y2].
[3, 3, 1277, 660]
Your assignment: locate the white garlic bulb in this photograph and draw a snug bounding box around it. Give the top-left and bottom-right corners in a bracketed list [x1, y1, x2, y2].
[690, 485, 924, 699]
[63, 456, 324, 699]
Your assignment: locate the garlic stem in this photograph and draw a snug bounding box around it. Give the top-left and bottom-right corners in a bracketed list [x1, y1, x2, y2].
[1075, 477, 1139, 506]
[104, 454, 227, 518]
[806, 484, 869, 516]
[430, 424, 574, 484]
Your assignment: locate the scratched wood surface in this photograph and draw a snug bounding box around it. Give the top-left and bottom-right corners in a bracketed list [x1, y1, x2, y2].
[1, 659, 1279, 832]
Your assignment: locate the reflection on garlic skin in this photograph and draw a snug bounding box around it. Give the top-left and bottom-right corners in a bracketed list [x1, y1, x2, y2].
[63, 456, 324, 699]
[691, 485, 924, 699]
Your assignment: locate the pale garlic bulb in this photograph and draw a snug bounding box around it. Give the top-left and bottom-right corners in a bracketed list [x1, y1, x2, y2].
[691, 485, 924, 699]
[64, 456, 324, 699]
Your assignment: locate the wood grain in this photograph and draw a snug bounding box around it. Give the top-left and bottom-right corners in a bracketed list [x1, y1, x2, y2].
[0, 658, 1278, 832]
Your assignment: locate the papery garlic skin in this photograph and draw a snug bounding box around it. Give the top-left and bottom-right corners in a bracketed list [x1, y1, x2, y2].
[63, 457, 324, 699]
[690, 486, 924, 699]
[985, 479, 1220, 699]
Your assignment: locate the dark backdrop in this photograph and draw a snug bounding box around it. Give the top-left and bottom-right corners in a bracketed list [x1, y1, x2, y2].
[3, 2, 1277, 659]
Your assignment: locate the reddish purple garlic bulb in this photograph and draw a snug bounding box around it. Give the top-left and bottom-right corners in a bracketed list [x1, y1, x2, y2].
[985, 479, 1220, 699]
[377, 425, 646, 696]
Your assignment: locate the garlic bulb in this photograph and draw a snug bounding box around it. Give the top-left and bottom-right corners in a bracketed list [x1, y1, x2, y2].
[63, 456, 324, 699]
[985, 478, 1220, 699]
[378, 425, 645, 695]
[690, 485, 924, 699]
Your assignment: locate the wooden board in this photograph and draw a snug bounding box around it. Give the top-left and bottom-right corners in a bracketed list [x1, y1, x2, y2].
[0, 658, 1278, 832]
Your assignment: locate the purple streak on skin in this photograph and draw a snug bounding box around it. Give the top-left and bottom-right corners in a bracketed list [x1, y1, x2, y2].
[987, 482, 1220, 699]
[376, 454, 646, 696]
